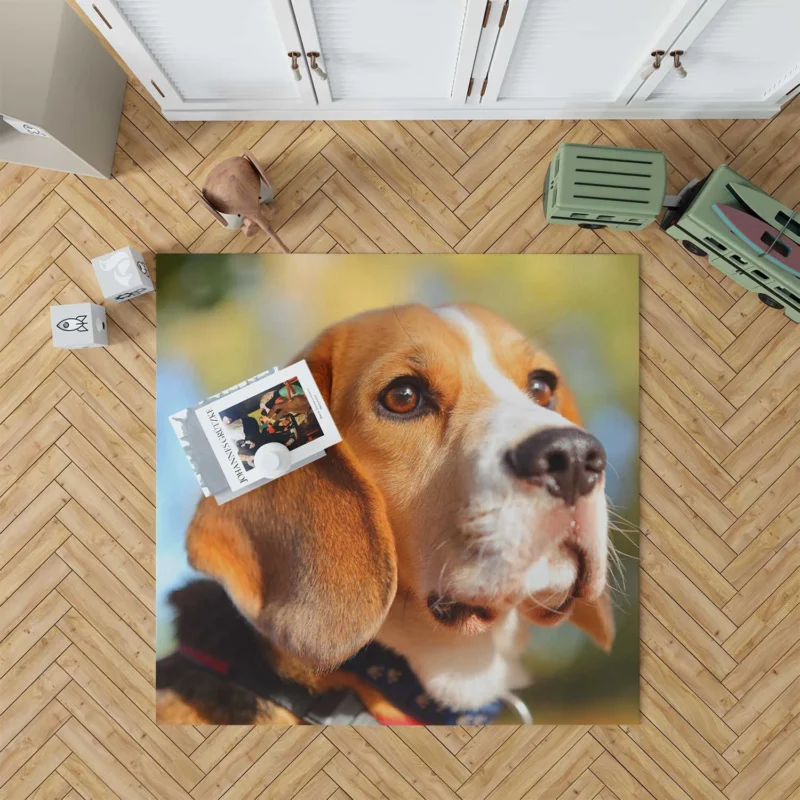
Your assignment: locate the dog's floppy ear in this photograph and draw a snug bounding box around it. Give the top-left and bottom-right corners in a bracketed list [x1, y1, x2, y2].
[521, 589, 615, 652]
[185, 332, 397, 671]
[569, 591, 615, 652]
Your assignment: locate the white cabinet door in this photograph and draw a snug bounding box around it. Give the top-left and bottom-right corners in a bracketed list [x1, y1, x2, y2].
[289, 0, 486, 109]
[479, 0, 705, 111]
[632, 0, 800, 109]
[75, 0, 316, 113]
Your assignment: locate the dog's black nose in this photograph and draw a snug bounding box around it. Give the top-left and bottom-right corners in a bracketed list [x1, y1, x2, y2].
[505, 427, 606, 505]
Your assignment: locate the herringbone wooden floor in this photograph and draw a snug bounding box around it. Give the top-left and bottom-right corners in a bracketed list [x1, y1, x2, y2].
[2, 75, 800, 799]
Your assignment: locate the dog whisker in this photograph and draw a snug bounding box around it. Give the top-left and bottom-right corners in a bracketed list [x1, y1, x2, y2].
[525, 590, 569, 616]
[460, 505, 505, 525]
[607, 525, 641, 558]
[606, 506, 640, 525]
[605, 506, 642, 554]
[606, 504, 642, 529]
[436, 558, 452, 600]
[607, 517, 641, 535]
[606, 541, 626, 594]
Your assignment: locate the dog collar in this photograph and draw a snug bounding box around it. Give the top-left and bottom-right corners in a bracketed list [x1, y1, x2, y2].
[341, 642, 505, 726]
[177, 643, 380, 725]
[177, 640, 506, 725]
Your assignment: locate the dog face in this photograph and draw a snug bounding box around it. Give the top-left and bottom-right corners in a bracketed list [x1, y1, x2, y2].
[186, 304, 613, 672]
[313, 304, 610, 638]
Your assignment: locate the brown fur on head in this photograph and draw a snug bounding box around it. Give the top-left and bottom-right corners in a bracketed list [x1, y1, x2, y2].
[186, 377, 398, 671]
[184, 304, 613, 675]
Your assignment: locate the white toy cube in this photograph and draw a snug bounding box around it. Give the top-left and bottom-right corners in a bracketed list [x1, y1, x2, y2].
[91, 246, 154, 302]
[51, 303, 108, 349]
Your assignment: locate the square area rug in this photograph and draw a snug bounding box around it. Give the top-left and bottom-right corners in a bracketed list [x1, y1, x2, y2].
[155, 254, 639, 725]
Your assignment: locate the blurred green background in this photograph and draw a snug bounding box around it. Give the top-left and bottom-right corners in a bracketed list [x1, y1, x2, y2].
[156, 253, 639, 724]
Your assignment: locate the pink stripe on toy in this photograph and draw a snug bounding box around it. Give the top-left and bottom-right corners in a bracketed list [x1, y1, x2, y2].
[713, 204, 800, 275]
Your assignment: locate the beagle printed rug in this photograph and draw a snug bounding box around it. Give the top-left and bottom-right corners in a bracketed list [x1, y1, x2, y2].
[155, 254, 640, 725]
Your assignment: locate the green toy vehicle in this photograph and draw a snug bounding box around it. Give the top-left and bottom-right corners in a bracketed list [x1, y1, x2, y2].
[544, 143, 800, 322]
[543, 143, 667, 231]
[660, 165, 800, 322]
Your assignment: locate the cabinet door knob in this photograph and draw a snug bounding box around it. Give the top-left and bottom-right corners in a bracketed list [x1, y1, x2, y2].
[307, 52, 328, 81]
[640, 50, 665, 81]
[288, 51, 302, 81]
[670, 50, 687, 79]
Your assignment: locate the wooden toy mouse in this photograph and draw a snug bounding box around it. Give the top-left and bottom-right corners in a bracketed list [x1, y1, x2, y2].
[197, 149, 289, 253]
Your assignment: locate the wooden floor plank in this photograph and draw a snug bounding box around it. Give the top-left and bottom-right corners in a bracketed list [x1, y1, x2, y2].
[0, 228, 68, 316]
[57, 753, 122, 800]
[454, 119, 577, 230]
[724, 558, 800, 659]
[262, 121, 335, 190]
[640, 463, 735, 571]
[320, 172, 414, 254]
[0, 446, 70, 537]
[630, 119, 712, 181]
[400, 121, 469, 175]
[667, 119, 735, 171]
[56, 716, 158, 800]
[186, 121, 239, 158]
[56, 463, 155, 571]
[111, 148, 203, 249]
[121, 85, 202, 176]
[189, 727, 285, 800]
[0, 163, 36, 205]
[57, 502, 155, 610]
[641, 538, 736, 644]
[55, 427, 154, 536]
[453, 121, 539, 192]
[436, 120, 470, 139]
[56, 390, 154, 498]
[454, 121, 506, 156]
[642, 612, 737, 720]
[0, 373, 69, 465]
[329, 122, 468, 247]
[56, 571, 154, 682]
[365, 120, 469, 210]
[640, 357, 736, 463]
[322, 137, 451, 253]
[641, 644, 737, 752]
[56, 648, 203, 792]
[0, 192, 69, 280]
[0, 170, 66, 243]
[116, 116, 201, 212]
[640, 681, 737, 790]
[641, 500, 736, 608]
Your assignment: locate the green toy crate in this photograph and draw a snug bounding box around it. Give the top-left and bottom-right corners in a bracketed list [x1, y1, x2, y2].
[661, 165, 800, 323]
[544, 143, 667, 231]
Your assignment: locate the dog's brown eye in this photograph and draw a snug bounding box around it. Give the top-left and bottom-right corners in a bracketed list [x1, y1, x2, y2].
[381, 383, 421, 414]
[530, 379, 552, 406]
[528, 370, 557, 407]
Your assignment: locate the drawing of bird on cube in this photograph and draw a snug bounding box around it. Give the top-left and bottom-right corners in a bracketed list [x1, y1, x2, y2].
[91, 246, 154, 302]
